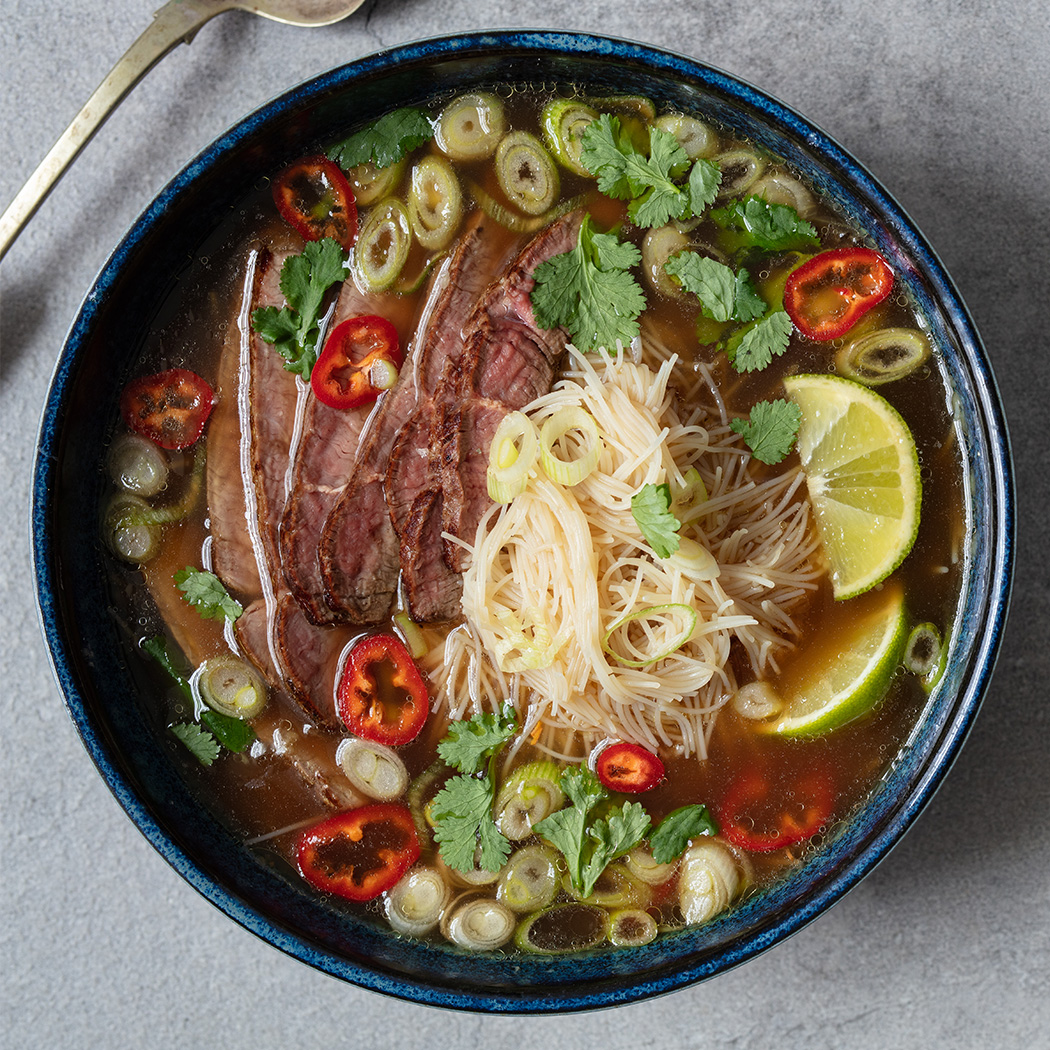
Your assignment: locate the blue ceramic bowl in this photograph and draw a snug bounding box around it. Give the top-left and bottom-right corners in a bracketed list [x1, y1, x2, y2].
[33, 31, 1013, 1011]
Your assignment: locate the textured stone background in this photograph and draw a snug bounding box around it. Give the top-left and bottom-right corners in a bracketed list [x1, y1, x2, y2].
[2, 1, 1047, 1046]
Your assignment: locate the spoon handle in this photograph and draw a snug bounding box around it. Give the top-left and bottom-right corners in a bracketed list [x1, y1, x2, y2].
[0, 0, 228, 262]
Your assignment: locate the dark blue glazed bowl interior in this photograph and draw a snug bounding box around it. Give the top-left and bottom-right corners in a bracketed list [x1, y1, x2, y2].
[33, 32, 1013, 1012]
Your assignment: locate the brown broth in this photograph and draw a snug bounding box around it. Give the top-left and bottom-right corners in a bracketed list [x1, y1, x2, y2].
[104, 84, 964, 950]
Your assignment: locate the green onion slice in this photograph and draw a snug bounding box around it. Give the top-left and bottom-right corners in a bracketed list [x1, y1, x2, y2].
[541, 99, 599, 176]
[393, 610, 428, 660]
[407, 155, 463, 250]
[836, 327, 932, 386]
[642, 225, 691, 297]
[194, 654, 267, 719]
[104, 494, 163, 564]
[904, 622, 946, 693]
[514, 903, 610, 954]
[751, 171, 815, 216]
[107, 433, 169, 497]
[538, 406, 602, 487]
[495, 760, 565, 840]
[495, 131, 560, 216]
[345, 157, 406, 206]
[336, 736, 410, 801]
[385, 866, 450, 937]
[496, 843, 561, 913]
[441, 893, 516, 950]
[608, 908, 659, 947]
[355, 198, 411, 291]
[487, 410, 540, 503]
[435, 92, 506, 161]
[602, 603, 699, 669]
[668, 537, 720, 581]
[714, 148, 767, 199]
[653, 113, 719, 159]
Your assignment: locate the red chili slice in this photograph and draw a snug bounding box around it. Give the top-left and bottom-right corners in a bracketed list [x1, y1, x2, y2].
[717, 769, 833, 853]
[297, 804, 420, 902]
[272, 155, 358, 250]
[595, 742, 666, 793]
[783, 247, 894, 341]
[312, 315, 402, 410]
[119, 368, 214, 450]
[337, 633, 429, 746]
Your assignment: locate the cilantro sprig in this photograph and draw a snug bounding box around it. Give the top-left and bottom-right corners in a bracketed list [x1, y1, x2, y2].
[531, 216, 646, 353]
[649, 805, 719, 864]
[170, 722, 221, 767]
[728, 310, 794, 373]
[711, 196, 819, 251]
[664, 251, 766, 325]
[328, 106, 434, 170]
[252, 237, 347, 379]
[631, 482, 682, 558]
[430, 707, 518, 874]
[174, 567, 243, 622]
[580, 115, 722, 228]
[533, 767, 651, 898]
[730, 398, 802, 464]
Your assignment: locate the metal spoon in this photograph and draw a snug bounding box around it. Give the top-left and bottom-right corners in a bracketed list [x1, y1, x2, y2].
[0, 0, 367, 261]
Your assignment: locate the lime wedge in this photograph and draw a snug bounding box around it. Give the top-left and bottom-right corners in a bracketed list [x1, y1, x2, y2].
[783, 373, 921, 600]
[766, 583, 907, 737]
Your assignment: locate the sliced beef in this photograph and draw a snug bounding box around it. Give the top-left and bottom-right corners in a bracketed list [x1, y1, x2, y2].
[385, 399, 441, 533]
[280, 280, 412, 625]
[319, 216, 512, 623]
[396, 211, 584, 619]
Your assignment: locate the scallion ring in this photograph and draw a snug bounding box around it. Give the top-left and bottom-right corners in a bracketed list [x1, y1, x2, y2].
[336, 737, 410, 801]
[487, 410, 540, 503]
[642, 225, 691, 297]
[495, 131, 560, 216]
[608, 908, 659, 948]
[441, 893, 516, 950]
[541, 99, 598, 175]
[668, 537, 720, 581]
[836, 327, 932, 386]
[496, 844, 561, 913]
[538, 406, 602, 487]
[195, 654, 267, 719]
[714, 149, 767, 199]
[653, 113, 719, 159]
[385, 866, 450, 937]
[750, 171, 815, 217]
[904, 622, 946, 693]
[345, 158, 406, 206]
[407, 155, 463, 250]
[107, 433, 169, 497]
[355, 198, 411, 291]
[435, 92, 506, 161]
[104, 494, 163, 564]
[602, 603, 698, 669]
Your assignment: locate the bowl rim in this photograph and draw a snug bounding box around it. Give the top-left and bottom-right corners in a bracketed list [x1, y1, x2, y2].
[32, 29, 1014, 1012]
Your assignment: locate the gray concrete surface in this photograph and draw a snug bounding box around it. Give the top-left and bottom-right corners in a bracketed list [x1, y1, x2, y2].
[2, 1, 1047, 1047]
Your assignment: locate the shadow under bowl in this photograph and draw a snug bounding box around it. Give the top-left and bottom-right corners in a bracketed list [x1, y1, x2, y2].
[33, 31, 1013, 1012]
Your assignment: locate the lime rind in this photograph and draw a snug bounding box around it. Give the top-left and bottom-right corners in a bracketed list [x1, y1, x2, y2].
[783, 373, 921, 601]
[767, 585, 908, 737]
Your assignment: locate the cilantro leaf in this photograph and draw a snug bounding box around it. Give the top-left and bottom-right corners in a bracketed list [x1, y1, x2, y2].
[729, 309, 794, 372]
[579, 113, 640, 198]
[328, 106, 434, 170]
[430, 774, 511, 873]
[649, 804, 719, 863]
[251, 237, 347, 379]
[631, 482, 681, 558]
[140, 635, 193, 701]
[437, 706, 518, 775]
[534, 768, 651, 897]
[664, 252, 765, 324]
[687, 158, 722, 214]
[170, 722, 221, 766]
[173, 567, 242, 622]
[730, 398, 802, 464]
[531, 216, 645, 353]
[711, 196, 819, 251]
[200, 709, 255, 753]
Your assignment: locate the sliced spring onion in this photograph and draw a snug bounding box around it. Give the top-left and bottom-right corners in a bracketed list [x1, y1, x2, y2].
[678, 840, 740, 924]
[194, 654, 267, 719]
[435, 92, 506, 161]
[750, 171, 815, 217]
[904, 622, 946, 693]
[393, 610, 428, 660]
[345, 157, 406, 206]
[653, 113, 719, 159]
[492, 608, 561, 673]
[608, 908, 659, 948]
[624, 846, 677, 886]
[541, 99, 599, 175]
[441, 893, 516, 950]
[468, 182, 587, 233]
[836, 327, 932, 386]
[591, 94, 657, 119]
[104, 494, 163, 563]
[514, 903, 609, 954]
[731, 680, 783, 721]
[336, 736, 410, 801]
[642, 225, 691, 297]
[496, 843, 561, 913]
[667, 537, 720, 582]
[355, 198, 411, 291]
[406, 760, 446, 843]
[538, 406, 602, 487]
[107, 433, 169, 497]
[563, 863, 651, 909]
[602, 604, 698, 669]
[494, 760, 564, 840]
[385, 866, 450, 937]
[367, 357, 399, 394]
[486, 410, 540, 503]
[407, 155, 463, 250]
[495, 131, 560, 216]
[394, 251, 445, 295]
[672, 467, 709, 513]
[714, 149, 767, 199]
